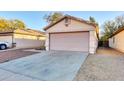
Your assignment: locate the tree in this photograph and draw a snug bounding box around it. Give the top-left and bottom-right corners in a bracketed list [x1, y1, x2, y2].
[89, 16, 98, 25]
[44, 12, 64, 24]
[101, 20, 117, 41]
[0, 18, 8, 31]
[115, 15, 124, 28]
[8, 19, 26, 31]
[101, 15, 124, 41]
[103, 20, 117, 36]
[89, 16, 96, 23]
[0, 18, 26, 31]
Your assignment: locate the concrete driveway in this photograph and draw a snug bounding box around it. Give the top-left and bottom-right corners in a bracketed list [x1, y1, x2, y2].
[0, 51, 88, 81]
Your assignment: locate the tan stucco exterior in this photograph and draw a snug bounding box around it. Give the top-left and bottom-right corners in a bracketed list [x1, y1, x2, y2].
[14, 29, 46, 40]
[45, 16, 98, 54]
[13, 38, 45, 49]
[109, 30, 124, 52]
[0, 29, 46, 49]
[89, 30, 98, 54]
[46, 19, 95, 33]
[0, 36, 12, 43]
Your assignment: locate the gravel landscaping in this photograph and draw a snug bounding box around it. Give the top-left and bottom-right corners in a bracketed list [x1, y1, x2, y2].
[74, 47, 124, 81]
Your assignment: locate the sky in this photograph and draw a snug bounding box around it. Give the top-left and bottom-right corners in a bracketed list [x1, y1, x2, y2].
[0, 11, 124, 32]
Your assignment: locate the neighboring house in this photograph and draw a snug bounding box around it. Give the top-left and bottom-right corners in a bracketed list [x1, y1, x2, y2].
[44, 15, 99, 54]
[109, 26, 124, 53]
[0, 29, 46, 49]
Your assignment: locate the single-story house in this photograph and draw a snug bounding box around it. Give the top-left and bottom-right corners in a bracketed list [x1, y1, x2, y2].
[109, 26, 124, 53]
[0, 29, 46, 49]
[44, 15, 99, 54]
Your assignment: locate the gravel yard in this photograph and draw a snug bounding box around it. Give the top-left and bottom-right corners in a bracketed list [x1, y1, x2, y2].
[0, 49, 39, 63]
[74, 47, 124, 81]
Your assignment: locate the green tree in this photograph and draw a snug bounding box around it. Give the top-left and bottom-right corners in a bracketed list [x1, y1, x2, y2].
[89, 16, 98, 25]
[44, 12, 64, 24]
[101, 15, 124, 41]
[89, 16, 96, 23]
[103, 20, 117, 36]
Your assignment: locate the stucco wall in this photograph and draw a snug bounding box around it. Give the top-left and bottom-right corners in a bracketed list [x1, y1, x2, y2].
[0, 35, 45, 49]
[14, 34, 38, 40]
[45, 33, 49, 51]
[45, 19, 97, 53]
[89, 31, 98, 54]
[0, 36, 12, 43]
[109, 30, 124, 52]
[14, 38, 45, 49]
[109, 37, 114, 48]
[46, 19, 95, 33]
[14, 33, 46, 40]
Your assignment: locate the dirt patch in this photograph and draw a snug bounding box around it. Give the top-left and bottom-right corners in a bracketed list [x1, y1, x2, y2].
[0, 49, 39, 63]
[74, 47, 124, 81]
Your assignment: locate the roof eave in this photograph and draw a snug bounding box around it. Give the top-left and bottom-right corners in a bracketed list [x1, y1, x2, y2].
[43, 15, 97, 31]
[109, 26, 124, 38]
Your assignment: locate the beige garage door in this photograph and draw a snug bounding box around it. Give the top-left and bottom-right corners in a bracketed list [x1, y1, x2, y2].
[49, 32, 89, 52]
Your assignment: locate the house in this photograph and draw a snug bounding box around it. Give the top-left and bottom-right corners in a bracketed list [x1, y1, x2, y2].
[44, 15, 99, 54]
[109, 26, 124, 53]
[0, 29, 46, 49]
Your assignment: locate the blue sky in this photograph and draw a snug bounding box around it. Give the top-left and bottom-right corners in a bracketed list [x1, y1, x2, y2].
[0, 11, 124, 32]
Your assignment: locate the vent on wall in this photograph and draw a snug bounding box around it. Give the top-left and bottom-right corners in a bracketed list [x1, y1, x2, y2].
[65, 18, 71, 27]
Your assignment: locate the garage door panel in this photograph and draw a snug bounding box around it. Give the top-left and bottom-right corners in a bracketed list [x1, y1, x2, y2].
[50, 32, 89, 52]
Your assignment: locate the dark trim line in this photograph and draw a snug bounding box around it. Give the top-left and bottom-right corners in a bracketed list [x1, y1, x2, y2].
[48, 31, 89, 34]
[0, 32, 13, 34]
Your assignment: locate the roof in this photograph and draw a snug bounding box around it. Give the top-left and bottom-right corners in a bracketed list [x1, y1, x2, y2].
[109, 26, 124, 38]
[15, 29, 45, 36]
[0, 29, 46, 37]
[43, 15, 97, 30]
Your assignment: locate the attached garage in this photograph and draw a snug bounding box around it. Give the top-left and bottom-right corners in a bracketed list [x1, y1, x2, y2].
[44, 15, 99, 54]
[0, 29, 46, 49]
[49, 32, 89, 52]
